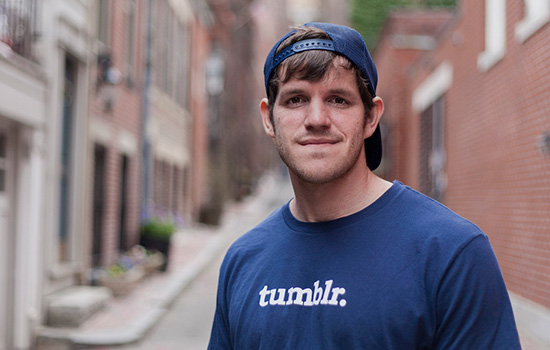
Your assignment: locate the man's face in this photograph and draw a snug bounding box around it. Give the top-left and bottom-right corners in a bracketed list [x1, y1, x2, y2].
[262, 59, 369, 185]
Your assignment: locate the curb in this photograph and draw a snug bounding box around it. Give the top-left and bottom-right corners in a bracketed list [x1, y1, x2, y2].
[70, 306, 166, 345]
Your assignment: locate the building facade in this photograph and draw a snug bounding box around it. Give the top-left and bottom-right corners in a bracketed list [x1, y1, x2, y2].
[146, 0, 195, 226]
[375, 0, 550, 346]
[0, 0, 94, 348]
[87, 0, 213, 273]
[0, 0, 216, 347]
[89, 0, 145, 269]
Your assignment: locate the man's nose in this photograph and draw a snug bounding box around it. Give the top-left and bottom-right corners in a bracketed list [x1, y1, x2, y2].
[305, 99, 331, 129]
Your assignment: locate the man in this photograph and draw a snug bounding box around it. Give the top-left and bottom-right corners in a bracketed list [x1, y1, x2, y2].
[209, 22, 520, 349]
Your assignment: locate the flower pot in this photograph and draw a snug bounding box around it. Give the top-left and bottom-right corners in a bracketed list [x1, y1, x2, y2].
[143, 251, 165, 275]
[139, 235, 171, 271]
[99, 265, 146, 297]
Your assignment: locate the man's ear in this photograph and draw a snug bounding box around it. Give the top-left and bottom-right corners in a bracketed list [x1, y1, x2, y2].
[364, 97, 384, 139]
[260, 98, 275, 138]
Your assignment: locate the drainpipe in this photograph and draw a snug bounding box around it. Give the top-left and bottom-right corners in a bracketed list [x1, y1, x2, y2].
[141, 0, 152, 220]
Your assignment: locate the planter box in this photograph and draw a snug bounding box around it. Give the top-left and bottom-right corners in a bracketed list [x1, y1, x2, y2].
[143, 251, 166, 275]
[140, 235, 172, 271]
[99, 266, 146, 297]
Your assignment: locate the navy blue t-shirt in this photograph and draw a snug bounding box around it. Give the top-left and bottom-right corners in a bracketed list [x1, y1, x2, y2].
[209, 181, 521, 349]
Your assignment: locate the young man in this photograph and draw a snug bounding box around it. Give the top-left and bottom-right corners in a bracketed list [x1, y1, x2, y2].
[209, 22, 521, 349]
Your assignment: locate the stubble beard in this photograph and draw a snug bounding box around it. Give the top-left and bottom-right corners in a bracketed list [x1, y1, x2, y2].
[275, 132, 365, 185]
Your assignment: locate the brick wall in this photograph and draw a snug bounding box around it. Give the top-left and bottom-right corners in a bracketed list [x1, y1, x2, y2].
[90, 0, 145, 266]
[376, 1, 550, 309]
[147, 0, 195, 225]
[189, 17, 211, 222]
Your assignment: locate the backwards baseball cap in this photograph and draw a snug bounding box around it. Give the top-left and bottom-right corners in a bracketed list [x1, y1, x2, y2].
[263, 22, 382, 171]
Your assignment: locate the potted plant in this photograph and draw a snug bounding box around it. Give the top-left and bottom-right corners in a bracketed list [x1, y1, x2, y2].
[99, 262, 146, 296]
[139, 218, 175, 271]
[125, 245, 166, 276]
[95, 245, 166, 296]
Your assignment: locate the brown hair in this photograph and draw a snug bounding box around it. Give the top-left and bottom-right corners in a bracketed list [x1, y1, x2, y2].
[267, 26, 375, 122]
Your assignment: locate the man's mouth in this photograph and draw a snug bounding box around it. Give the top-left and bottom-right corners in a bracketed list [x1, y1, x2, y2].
[298, 138, 339, 146]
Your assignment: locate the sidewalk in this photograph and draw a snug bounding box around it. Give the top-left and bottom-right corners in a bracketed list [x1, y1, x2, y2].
[37, 173, 293, 349]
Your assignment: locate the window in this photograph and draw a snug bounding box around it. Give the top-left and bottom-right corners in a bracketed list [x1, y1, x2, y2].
[413, 62, 452, 202]
[58, 56, 77, 262]
[172, 21, 191, 108]
[124, 0, 137, 86]
[0, 133, 6, 192]
[419, 97, 446, 202]
[97, 0, 110, 46]
[172, 166, 179, 213]
[478, 0, 506, 72]
[515, 0, 550, 42]
[154, 1, 171, 93]
[0, 0, 38, 59]
[152, 0, 191, 107]
[412, 62, 453, 113]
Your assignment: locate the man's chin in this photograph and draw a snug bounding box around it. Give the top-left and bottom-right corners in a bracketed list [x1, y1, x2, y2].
[289, 165, 348, 185]
[279, 146, 364, 185]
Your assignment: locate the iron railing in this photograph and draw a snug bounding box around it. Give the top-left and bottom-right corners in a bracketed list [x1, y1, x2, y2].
[0, 0, 37, 59]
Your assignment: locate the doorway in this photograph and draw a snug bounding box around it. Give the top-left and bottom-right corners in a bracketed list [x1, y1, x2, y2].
[0, 123, 14, 348]
[92, 145, 107, 267]
[118, 154, 129, 252]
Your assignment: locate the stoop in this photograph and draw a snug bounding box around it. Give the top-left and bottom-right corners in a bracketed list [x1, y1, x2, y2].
[45, 286, 113, 328]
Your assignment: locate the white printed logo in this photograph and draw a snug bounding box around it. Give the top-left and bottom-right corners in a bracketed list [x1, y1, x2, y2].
[259, 280, 347, 307]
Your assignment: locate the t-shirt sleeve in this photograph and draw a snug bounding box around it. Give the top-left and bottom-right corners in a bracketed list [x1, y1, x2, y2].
[208, 261, 233, 350]
[433, 234, 521, 349]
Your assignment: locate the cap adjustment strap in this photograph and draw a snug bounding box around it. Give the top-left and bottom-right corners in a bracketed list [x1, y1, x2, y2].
[273, 39, 335, 66]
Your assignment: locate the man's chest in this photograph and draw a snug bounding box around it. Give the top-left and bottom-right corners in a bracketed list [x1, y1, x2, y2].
[225, 261, 434, 349]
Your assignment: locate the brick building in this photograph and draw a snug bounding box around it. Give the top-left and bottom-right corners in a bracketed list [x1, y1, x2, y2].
[189, 0, 215, 223]
[89, 0, 213, 269]
[146, 0, 195, 226]
[90, 0, 145, 268]
[375, 0, 550, 346]
[0, 0, 95, 348]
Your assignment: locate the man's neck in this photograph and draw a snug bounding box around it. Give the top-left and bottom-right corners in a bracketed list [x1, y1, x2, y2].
[289, 168, 393, 222]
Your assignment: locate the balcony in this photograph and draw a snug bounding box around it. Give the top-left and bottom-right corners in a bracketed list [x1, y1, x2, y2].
[0, 0, 37, 60]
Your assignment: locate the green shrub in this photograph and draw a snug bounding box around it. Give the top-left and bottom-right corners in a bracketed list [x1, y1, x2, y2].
[140, 219, 175, 241]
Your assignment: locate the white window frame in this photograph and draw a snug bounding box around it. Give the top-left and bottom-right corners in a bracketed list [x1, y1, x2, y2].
[412, 62, 453, 114]
[478, 0, 506, 72]
[515, 0, 550, 43]
[413, 62, 453, 201]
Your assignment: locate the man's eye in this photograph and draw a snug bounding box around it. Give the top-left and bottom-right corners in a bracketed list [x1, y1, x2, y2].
[288, 97, 303, 104]
[331, 97, 347, 104]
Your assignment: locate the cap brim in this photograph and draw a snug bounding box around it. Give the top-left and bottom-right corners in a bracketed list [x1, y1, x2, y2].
[365, 125, 382, 171]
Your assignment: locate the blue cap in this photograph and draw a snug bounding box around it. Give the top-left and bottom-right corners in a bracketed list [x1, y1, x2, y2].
[263, 22, 382, 171]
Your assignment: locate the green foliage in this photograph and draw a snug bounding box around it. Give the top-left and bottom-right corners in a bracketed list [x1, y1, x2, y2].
[107, 263, 126, 277]
[424, 0, 456, 6]
[140, 219, 176, 241]
[350, 0, 457, 50]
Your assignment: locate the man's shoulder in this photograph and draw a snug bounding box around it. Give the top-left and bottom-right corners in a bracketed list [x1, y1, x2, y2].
[390, 182, 485, 242]
[225, 204, 288, 256]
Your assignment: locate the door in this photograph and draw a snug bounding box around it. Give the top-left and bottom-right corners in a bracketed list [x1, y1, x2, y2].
[92, 145, 106, 267]
[0, 126, 12, 348]
[118, 154, 128, 251]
